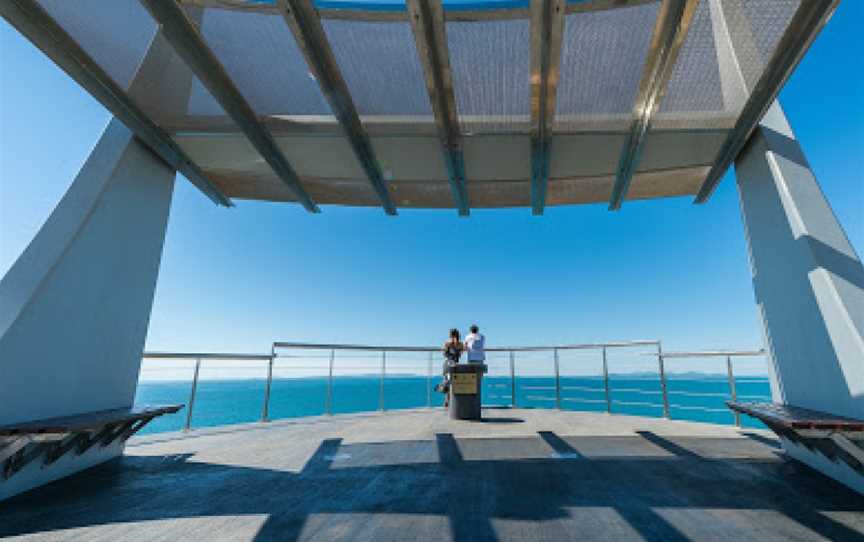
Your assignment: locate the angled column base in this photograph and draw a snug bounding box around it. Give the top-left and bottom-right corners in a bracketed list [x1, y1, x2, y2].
[0, 441, 124, 502]
[781, 438, 864, 495]
[0, 119, 176, 500]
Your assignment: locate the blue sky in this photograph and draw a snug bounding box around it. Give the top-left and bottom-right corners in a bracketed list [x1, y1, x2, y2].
[1, 2, 861, 368]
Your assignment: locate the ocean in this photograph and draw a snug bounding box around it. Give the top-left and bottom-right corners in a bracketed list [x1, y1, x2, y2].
[134, 374, 771, 435]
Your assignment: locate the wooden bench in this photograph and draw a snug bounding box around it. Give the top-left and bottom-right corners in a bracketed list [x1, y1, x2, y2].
[0, 404, 182, 480]
[727, 401, 864, 472]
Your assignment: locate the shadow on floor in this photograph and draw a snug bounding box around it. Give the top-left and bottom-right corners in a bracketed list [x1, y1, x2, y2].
[741, 431, 781, 449]
[1, 432, 862, 541]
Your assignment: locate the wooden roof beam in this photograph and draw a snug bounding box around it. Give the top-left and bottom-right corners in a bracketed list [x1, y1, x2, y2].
[609, 0, 698, 211]
[278, 0, 397, 215]
[529, 0, 565, 215]
[407, 0, 469, 216]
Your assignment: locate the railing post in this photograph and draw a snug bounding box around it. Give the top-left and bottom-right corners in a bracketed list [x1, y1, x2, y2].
[379, 350, 386, 411]
[327, 348, 335, 416]
[554, 348, 561, 410]
[509, 350, 516, 407]
[185, 357, 201, 431]
[427, 350, 433, 408]
[726, 354, 740, 426]
[262, 348, 274, 422]
[658, 343, 670, 419]
[602, 346, 611, 413]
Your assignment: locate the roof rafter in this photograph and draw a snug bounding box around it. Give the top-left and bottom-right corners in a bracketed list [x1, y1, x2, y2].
[139, 0, 319, 213]
[406, 0, 469, 216]
[608, 0, 698, 211]
[694, 0, 839, 203]
[278, 0, 397, 216]
[0, 0, 232, 207]
[529, 0, 565, 215]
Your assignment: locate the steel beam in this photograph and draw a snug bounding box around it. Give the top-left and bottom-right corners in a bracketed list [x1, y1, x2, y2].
[0, 0, 231, 207]
[407, 0, 469, 216]
[608, 0, 697, 210]
[140, 0, 318, 212]
[529, 0, 564, 215]
[279, 0, 396, 215]
[694, 0, 839, 203]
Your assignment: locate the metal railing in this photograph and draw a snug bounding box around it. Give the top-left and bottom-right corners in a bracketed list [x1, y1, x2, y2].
[142, 352, 273, 431]
[645, 350, 769, 426]
[139, 342, 770, 432]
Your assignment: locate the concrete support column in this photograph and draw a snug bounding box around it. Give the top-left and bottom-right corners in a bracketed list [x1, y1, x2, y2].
[736, 101, 864, 418]
[0, 119, 176, 425]
[735, 101, 864, 492]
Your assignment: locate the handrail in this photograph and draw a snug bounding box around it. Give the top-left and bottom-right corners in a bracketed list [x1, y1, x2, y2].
[272, 339, 660, 352]
[144, 352, 273, 360]
[642, 350, 765, 358]
[139, 341, 768, 432]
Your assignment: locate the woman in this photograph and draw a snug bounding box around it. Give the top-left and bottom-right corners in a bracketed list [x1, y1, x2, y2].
[440, 328, 463, 407]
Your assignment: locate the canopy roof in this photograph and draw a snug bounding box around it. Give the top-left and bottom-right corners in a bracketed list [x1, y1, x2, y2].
[2, 0, 836, 214]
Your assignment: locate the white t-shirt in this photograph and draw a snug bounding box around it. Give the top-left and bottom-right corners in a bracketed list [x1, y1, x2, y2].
[465, 333, 485, 362]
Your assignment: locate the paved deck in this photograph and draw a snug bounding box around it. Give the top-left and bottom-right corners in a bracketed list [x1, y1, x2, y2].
[2, 408, 863, 541]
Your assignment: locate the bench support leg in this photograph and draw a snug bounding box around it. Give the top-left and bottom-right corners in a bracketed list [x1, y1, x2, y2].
[735, 100, 864, 493]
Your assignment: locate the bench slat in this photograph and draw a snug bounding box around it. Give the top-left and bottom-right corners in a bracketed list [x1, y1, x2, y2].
[727, 401, 864, 431]
[0, 405, 182, 435]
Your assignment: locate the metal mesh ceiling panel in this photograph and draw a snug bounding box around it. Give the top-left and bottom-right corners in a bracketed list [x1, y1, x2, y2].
[554, 1, 659, 132]
[446, 18, 531, 134]
[36, 0, 156, 90]
[322, 19, 433, 118]
[742, 0, 800, 64]
[718, 0, 800, 93]
[191, 8, 332, 117]
[659, 0, 725, 116]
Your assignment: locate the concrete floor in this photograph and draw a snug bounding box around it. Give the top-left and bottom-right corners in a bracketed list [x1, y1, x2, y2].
[1, 408, 863, 541]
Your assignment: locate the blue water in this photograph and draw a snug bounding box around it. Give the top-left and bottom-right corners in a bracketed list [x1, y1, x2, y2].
[134, 375, 771, 435]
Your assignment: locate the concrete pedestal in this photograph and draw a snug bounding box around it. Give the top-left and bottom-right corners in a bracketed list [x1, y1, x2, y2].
[447, 363, 488, 420]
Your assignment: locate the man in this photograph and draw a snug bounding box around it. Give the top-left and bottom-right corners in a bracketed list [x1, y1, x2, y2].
[464, 325, 485, 363]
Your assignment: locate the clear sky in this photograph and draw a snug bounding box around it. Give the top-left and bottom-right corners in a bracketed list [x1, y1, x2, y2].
[1, 2, 862, 374]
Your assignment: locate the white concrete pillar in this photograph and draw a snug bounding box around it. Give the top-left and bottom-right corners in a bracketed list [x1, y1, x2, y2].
[0, 119, 176, 425]
[736, 101, 864, 491]
[736, 101, 864, 419]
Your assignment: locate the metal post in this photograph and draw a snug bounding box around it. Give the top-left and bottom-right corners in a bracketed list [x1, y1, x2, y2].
[379, 350, 386, 411]
[327, 348, 335, 416]
[185, 357, 201, 431]
[602, 346, 611, 413]
[658, 343, 670, 419]
[554, 348, 561, 410]
[262, 349, 274, 422]
[726, 355, 740, 426]
[509, 350, 516, 407]
[427, 351, 433, 408]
